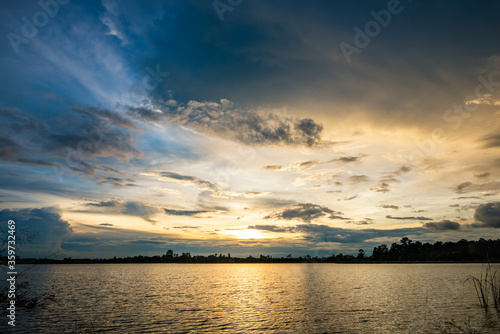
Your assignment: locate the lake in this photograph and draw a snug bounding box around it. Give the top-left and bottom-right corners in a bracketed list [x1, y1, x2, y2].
[1, 263, 499, 333]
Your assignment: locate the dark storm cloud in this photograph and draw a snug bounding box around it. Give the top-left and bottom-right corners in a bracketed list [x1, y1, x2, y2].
[472, 202, 500, 228]
[0, 106, 140, 185]
[386, 215, 433, 221]
[273, 224, 426, 244]
[46, 119, 140, 161]
[128, 101, 326, 147]
[265, 203, 346, 223]
[164, 209, 209, 216]
[423, 220, 461, 231]
[479, 132, 500, 148]
[0, 207, 72, 257]
[474, 172, 491, 178]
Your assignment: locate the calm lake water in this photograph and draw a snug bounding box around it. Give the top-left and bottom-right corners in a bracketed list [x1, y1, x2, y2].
[2, 263, 499, 333]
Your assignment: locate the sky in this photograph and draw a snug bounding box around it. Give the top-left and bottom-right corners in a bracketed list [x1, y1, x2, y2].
[1, 0, 500, 258]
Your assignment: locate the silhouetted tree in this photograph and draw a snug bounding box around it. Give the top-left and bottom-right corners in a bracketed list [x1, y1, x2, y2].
[357, 249, 365, 260]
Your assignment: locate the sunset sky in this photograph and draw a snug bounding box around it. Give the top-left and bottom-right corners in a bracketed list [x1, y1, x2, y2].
[1, 0, 500, 258]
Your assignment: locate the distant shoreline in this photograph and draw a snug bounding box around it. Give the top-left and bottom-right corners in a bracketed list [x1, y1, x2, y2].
[4, 259, 500, 265]
[3, 237, 499, 265]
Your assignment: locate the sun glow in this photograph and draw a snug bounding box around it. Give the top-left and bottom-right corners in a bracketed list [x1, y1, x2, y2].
[224, 228, 270, 239]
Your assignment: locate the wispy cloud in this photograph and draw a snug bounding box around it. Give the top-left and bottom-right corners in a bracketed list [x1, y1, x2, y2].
[141, 171, 231, 198]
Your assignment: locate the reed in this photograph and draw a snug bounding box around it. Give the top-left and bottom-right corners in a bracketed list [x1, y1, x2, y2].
[466, 263, 500, 311]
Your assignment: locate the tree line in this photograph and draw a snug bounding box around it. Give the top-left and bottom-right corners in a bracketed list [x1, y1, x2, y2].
[5, 237, 500, 264]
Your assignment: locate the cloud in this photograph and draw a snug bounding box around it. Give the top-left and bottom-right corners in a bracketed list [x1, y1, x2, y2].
[474, 172, 491, 178]
[164, 209, 209, 216]
[291, 160, 322, 170]
[348, 175, 370, 184]
[266, 155, 364, 174]
[46, 119, 140, 161]
[378, 204, 399, 210]
[449, 202, 480, 212]
[142, 171, 229, 198]
[85, 200, 121, 207]
[338, 195, 359, 201]
[335, 156, 360, 163]
[265, 203, 346, 223]
[128, 100, 327, 147]
[386, 215, 433, 221]
[123, 202, 161, 224]
[262, 165, 284, 171]
[292, 224, 425, 244]
[0, 135, 24, 161]
[467, 94, 500, 106]
[100, 0, 131, 45]
[346, 218, 375, 225]
[0, 106, 140, 184]
[252, 198, 297, 209]
[423, 220, 461, 231]
[403, 205, 426, 213]
[472, 202, 500, 228]
[371, 166, 412, 193]
[82, 200, 161, 223]
[95, 175, 136, 188]
[248, 224, 293, 233]
[244, 192, 269, 198]
[479, 131, 500, 148]
[455, 181, 500, 194]
[370, 182, 391, 193]
[72, 105, 136, 130]
[0, 207, 72, 257]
